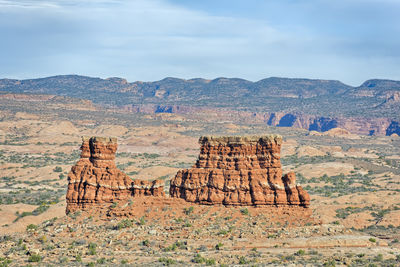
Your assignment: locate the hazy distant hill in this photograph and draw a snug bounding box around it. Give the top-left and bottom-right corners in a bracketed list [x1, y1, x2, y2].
[1, 74, 400, 122]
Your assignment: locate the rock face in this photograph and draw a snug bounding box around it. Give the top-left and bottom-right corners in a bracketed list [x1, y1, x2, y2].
[170, 136, 310, 207]
[66, 137, 164, 213]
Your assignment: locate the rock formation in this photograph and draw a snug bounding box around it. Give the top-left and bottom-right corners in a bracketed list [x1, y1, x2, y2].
[170, 136, 310, 207]
[66, 136, 164, 213]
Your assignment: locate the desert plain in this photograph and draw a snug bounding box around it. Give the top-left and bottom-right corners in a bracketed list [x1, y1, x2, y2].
[0, 94, 400, 266]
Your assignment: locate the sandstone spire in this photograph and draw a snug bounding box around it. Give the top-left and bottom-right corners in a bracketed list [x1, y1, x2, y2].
[66, 136, 164, 214]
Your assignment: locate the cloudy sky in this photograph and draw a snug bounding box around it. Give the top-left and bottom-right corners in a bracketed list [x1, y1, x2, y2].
[0, 0, 399, 85]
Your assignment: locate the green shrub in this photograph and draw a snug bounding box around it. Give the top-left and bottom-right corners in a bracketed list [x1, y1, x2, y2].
[0, 257, 12, 267]
[26, 224, 38, 231]
[115, 219, 133, 230]
[240, 208, 249, 215]
[369, 238, 376, 243]
[138, 216, 146, 225]
[158, 257, 176, 265]
[374, 254, 383, 261]
[295, 249, 306, 256]
[192, 254, 205, 264]
[183, 206, 194, 215]
[323, 259, 336, 267]
[38, 235, 47, 243]
[88, 242, 97, 255]
[218, 230, 228, 235]
[205, 258, 216, 265]
[215, 242, 223, 250]
[53, 166, 62, 172]
[97, 258, 106, 264]
[28, 254, 41, 262]
[238, 256, 248, 264]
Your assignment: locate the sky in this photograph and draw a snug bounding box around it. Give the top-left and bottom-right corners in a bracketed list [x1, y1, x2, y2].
[0, 0, 399, 86]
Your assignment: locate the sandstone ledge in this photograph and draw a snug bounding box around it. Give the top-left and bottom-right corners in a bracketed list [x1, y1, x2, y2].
[199, 135, 282, 145]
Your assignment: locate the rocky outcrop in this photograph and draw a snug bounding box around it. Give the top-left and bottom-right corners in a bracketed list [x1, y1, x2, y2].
[265, 112, 395, 136]
[170, 136, 310, 207]
[66, 136, 164, 213]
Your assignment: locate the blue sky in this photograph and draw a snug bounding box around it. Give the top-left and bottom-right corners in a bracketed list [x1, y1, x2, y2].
[0, 0, 399, 85]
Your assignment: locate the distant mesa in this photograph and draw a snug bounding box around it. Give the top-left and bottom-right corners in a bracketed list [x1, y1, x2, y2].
[66, 135, 311, 215]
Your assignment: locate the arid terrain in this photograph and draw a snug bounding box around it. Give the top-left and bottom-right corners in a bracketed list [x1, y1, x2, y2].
[0, 94, 400, 266]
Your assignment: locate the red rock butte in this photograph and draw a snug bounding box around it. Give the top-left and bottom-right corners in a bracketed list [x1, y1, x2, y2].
[170, 135, 310, 207]
[66, 136, 164, 214]
[66, 135, 310, 214]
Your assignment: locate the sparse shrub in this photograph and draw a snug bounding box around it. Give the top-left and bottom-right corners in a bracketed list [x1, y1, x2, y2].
[374, 254, 383, 261]
[0, 257, 12, 267]
[115, 219, 133, 230]
[0, 236, 11, 242]
[97, 257, 106, 264]
[88, 262, 95, 267]
[88, 242, 97, 255]
[238, 256, 248, 264]
[111, 202, 118, 209]
[323, 259, 336, 267]
[174, 217, 183, 223]
[218, 230, 228, 235]
[45, 244, 55, 250]
[142, 239, 150, 247]
[215, 242, 223, 250]
[138, 216, 146, 225]
[53, 166, 62, 172]
[205, 258, 216, 265]
[164, 241, 187, 252]
[121, 259, 128, 264]
[28, 254, 41, 262]
[369, 238, 376, 243]
[158, 257, 176, 265]
[183, 206, 194, 215]
[295, 249, 306, 256]
[192, 253, 205, 264]
[75, 254, 82, 262]
[69, 211, 81, 219]
[240, 208, 249, 215]
[284, 255, 295, 261]
[38, 235, 47, 243]
[26, 224, 38, 231]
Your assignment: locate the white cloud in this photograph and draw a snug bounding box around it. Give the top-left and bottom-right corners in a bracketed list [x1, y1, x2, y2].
[0, 0, 399, 85]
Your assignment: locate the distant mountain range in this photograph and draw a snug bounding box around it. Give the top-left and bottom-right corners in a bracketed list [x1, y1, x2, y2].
[1, 75, 400, 135]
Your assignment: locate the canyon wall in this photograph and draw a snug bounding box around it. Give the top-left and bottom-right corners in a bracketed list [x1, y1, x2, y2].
[66, 136, 164, 214]
[118, 104, 400, 136]
[170, 136, 310, 207]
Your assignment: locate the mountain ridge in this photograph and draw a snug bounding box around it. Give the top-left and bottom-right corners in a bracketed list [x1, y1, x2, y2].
[1, 75, 400, 129]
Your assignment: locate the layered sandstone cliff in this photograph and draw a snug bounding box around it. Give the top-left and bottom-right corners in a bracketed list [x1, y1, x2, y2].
[66, 136, 164, 213]
[170, 136, 310, 207]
